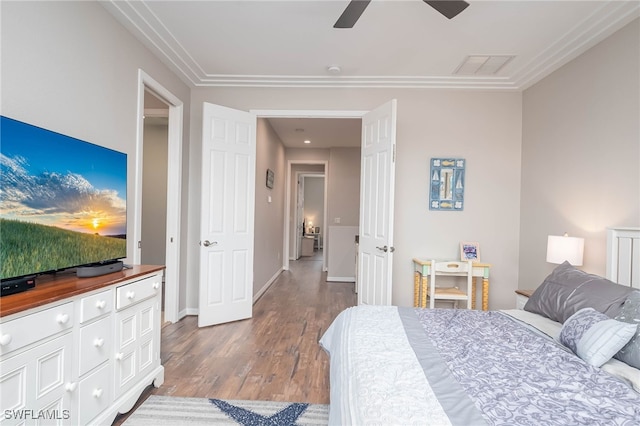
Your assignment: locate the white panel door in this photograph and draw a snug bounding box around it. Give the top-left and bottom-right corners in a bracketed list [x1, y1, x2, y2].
[358, 100, 397, 305]
[199, 102, 256, 327]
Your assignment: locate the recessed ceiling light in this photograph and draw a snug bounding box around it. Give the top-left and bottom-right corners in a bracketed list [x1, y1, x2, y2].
[304, 140, 311, 144]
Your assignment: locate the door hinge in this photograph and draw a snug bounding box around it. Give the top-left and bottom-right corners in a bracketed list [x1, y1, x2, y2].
[138, 241, 142, 249]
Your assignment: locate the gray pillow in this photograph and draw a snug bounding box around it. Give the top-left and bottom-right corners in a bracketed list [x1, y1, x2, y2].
[614, 291, 640, 369]
[524, 261, 635, 324]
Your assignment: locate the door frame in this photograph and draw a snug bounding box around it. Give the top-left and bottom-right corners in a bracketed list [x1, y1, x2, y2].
[135, 69, 184, 324]
[290, 168, 327, 269]
[250, 109, 368, 275]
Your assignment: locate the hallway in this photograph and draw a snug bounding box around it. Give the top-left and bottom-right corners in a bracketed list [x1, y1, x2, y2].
[148, 253, 355, 403]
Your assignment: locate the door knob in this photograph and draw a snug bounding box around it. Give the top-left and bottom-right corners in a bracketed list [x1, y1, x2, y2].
[202, 240, 218, 247]
[375, 245, 395, 253]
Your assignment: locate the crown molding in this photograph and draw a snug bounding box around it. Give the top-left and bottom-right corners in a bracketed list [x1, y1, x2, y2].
[103, 0, 639, 91]
[512, 1, 640, 90]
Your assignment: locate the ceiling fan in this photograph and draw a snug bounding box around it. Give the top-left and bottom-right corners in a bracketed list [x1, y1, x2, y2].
[334, 0, 469, 28]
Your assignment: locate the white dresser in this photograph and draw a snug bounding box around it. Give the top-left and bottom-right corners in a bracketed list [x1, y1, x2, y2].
[0, 265, 164, 425]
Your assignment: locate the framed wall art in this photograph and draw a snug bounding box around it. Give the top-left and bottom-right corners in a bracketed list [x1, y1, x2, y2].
[429, 158, 465, 211]
[266, 168, 275, 189]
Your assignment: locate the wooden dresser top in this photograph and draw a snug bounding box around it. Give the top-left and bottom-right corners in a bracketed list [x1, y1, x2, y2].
[0, 265, 164, 318]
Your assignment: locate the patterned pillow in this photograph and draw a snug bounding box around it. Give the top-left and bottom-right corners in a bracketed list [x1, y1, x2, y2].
[614, 291, 640, 369]
[559, 307, 638, 367]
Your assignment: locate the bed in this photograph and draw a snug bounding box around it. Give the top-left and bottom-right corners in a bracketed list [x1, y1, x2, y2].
[320, 228, 640, 425]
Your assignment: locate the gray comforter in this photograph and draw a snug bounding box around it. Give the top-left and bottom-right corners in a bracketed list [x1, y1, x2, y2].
[319, 306, 640, 425]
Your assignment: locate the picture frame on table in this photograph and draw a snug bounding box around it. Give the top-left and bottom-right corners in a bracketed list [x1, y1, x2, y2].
[460, 242, 480, 261]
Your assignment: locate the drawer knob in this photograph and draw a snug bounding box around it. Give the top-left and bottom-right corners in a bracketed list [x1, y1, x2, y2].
[153, 282, 160, 290]
[96, 300, 107, 309]
[126, 291, 135, 300]
[93, 338, 105, 348]
[115, 352, 124, 360]
[93, 388, 103, 398]
[56, 313, 70, 325]
[0, 334, 12, 346]
[65, 382, 77, 392]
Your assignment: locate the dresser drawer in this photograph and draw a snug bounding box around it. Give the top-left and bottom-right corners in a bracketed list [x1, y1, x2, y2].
[0, 302, 74, 356]
[116, 275, 162, 310]
[80, 290, 112, 323]
[79, 317, 111, 376]
[78, 363, 111, 425]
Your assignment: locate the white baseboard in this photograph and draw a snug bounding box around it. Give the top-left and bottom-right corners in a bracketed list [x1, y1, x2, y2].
[179, 308, 199, 318]
[326, 276, 355, 282]
[254, 267, 284, 303]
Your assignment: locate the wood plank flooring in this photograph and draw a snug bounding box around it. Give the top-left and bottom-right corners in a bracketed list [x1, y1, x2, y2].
[113, 251, 355, 424]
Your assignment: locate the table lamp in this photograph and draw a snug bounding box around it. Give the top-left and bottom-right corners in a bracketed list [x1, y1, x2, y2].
[546, 233, 584, 266]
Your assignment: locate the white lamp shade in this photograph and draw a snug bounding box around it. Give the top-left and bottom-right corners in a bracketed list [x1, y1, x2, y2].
[546, 235, 584, 266]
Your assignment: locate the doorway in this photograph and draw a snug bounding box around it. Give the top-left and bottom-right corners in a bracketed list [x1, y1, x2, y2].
[295, 172, 326, 262]
[136, 70, 184, 324]
[141, 90, 168, 308]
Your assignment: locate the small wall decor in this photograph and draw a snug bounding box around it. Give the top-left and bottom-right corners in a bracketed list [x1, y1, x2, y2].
[266, 168, 275, 189]
[460, 241, 480, 261]
[429, 158, 465, 211]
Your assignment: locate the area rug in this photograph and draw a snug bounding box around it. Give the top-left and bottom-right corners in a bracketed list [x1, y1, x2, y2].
[122, 395, 329, 425]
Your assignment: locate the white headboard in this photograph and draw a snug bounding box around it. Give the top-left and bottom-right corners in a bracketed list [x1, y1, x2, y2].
[606, 227, 640, 289]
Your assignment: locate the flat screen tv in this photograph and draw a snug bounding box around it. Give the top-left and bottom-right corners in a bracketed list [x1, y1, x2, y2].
[0, 116, 127, 284]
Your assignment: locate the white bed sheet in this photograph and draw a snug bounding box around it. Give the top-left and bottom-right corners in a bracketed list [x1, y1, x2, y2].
[502, 309, 640, 392]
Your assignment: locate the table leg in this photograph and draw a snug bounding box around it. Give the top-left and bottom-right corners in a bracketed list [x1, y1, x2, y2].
[413, 271, 420, 307]
[482, 278, 489, 311]
[471, 280, 477, 310]
[421, 275, 428, 308]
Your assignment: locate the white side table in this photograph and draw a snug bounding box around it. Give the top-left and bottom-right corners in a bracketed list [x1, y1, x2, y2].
[413, 259, 491, 310]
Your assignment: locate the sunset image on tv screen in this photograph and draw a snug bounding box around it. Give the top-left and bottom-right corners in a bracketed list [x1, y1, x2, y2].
[0, 116, 127, 280]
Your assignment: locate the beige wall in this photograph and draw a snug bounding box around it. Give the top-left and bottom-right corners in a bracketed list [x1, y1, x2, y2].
[9, 2, 635, 315]
[2, 1, 192, 313]
[141, 122, 168, 266]
[304, 177, 325, 233]
[328, 148, 361, 227]
[189, 88, 523, 309]
[519, 19, 640, 291]
[253, 118, 286, 296]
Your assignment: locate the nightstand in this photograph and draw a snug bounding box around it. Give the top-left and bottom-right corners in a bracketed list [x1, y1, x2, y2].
[515, 289, 534, 310]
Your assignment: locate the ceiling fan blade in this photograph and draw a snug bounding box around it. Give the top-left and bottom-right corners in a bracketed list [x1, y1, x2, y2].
[423, 1, 469, 19]
[334, 0, 372, 29]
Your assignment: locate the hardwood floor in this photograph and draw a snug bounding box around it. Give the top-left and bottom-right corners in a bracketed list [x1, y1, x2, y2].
[113, 250, 355, 424]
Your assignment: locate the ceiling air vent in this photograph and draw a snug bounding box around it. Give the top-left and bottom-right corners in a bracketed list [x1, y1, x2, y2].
[454, 55, 515, 75]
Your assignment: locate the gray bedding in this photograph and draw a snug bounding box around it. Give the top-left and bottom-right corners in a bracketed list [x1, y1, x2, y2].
[320, 306, 640, 425]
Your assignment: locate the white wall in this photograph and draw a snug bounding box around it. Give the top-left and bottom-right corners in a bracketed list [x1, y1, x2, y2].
[1, 1, 192, 312]
[189, 88, 522, 309]
[519, 19, 640, 290]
